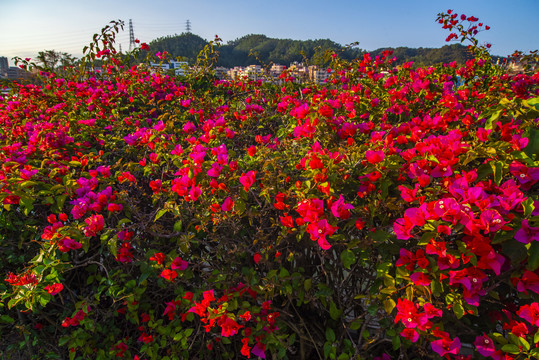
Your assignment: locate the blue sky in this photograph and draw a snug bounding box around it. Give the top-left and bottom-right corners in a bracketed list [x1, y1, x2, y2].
[1, 0, 537, 63]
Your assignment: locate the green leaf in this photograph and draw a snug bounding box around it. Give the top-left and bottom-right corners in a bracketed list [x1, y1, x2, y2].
[329, 301, 342, 321]
[340, 250, 356, 270]
[518, 336, 530, 351]
[525, 97, 539, 110]
[154, 209, 168, 221]
[173, 220, 183, 232]
[490, 161, 504, 185]
[485, 109, 502, 130]
[523, 198, 536, 217]
[534, 331, 539, 347]
[0, 315, 15, 324]
[453, 302, 465, 319]
[349, 319, 362, 330]
[39, 293, 52, 307]
[304, 278, 312, 292]
[326, 328, 336, 342]
[501, 344, 520, 354]
[524, 128, 539, 158]
[384, 298, 396, 314]
[527, 241, 539, 271]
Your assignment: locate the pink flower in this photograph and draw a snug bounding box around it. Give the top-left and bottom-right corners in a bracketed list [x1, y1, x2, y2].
[514, 219, 539, 244]
[474, 334, 495, 357]
[306, 219, 337, 250]
[171, 257, 188, 271]
[365, 150, 385, 164]
[221, 197, 234, 212]
[431, 336, 461, 357]
[330, 195, 354, 219]
[239, 171, 257, 191]
[57, 237, 82, 252]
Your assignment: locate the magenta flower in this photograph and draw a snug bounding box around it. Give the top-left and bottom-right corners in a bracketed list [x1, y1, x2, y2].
[239, 170, 257, 191]
[221, 197, 234, 212]
[365, 149, 385, 164]
[57, 237, 82, 252]
[431, 336, 461, 357]
[306, 219, 337, 250]
[514, 219, 539, 244]
[171, 257, 188, 271]
[330, 195, 354, 219]
[474, 334, 495, 357]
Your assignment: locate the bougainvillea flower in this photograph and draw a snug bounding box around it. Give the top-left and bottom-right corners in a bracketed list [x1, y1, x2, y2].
[410, 272, 431, 286]
[401, 328, 419, 342]
[514, 219, 539, 244]
[474, 334, 495, 357]
[171, 257, 188, 271]
[149, 252, 166, 265]
[115, 242, 133, 263]
[218, 315, 243, 337]
[296, 198, 325, 223]
[431, 336, 461, 357]
[221, 196, 234, 212]
[512, 270, 539, 294]
[83, 214, 105, 237]
[517, 302, 539, 326]
[160, 269, 177, 281]
[251, 342, 266, 359]
[57, 237, 83, 252]
[306, 219, 337, 250]
[239, 170, 257, 191]
[365, 149, 385, 164]
[44, 283, 64, 295]
[330, 195, 354, 219]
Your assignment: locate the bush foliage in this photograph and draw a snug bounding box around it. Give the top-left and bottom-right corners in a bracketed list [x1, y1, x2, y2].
[1, 10, 539, 360]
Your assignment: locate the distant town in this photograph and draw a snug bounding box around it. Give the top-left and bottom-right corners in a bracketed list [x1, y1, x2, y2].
[0, 55, 333, 85]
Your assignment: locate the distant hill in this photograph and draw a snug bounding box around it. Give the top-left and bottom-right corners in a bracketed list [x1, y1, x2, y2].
[146, 33, 490, 67]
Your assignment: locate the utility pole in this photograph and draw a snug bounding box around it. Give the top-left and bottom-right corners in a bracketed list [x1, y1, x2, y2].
[129, 19, 135, 52]
[185, 19, 191, 33]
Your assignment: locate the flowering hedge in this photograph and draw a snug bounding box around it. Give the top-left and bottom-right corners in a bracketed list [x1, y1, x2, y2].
[1, 11, 539, 360]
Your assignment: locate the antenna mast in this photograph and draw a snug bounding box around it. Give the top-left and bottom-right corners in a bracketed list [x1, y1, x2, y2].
[129, 19, 135, 51]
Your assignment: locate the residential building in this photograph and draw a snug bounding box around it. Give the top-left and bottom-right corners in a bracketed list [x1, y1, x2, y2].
[0, 57, 8, 77]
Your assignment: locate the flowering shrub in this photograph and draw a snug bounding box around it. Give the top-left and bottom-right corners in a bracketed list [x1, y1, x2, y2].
[1, 11, 539, 360]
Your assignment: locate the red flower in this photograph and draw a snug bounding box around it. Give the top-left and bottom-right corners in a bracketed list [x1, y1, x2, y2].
[160, 269, 177, 281]
[44, 283, 63, 295]
[84, 214, 105, 237]
[149, 252, 165, 264]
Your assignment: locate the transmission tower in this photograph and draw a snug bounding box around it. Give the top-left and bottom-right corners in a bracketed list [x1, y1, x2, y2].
[185, 19, 191, 33]
[129, 19, 135, 52]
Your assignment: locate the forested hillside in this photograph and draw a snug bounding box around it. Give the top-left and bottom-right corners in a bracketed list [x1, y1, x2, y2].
[146, 32, 488, 67]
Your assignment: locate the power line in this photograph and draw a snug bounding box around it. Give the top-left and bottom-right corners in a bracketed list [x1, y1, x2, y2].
[129, 19, 135, 52]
